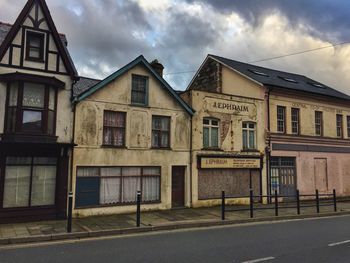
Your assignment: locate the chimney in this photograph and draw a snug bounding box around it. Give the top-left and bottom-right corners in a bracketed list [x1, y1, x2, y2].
[150, 59, 164, 77]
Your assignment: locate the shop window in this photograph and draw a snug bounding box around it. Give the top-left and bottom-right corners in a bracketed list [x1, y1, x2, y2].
[315, 111, 323, 136]
[336, 114, 343, 138]
[242, 122, 256, 150]
[26, 31, 45, 62]
[347, 116, 350, 138]
[131, 74, 148, 105]
[203, 118, 219, 148]
[5, 82, 57, 135]
[277, 106, 286, 133]
[152, 116, 170, 148]
[2, 157, 57, 208]
[103, 111, 126, 147]
[291, 108, 300, 135]
[75, 167, 160, 208]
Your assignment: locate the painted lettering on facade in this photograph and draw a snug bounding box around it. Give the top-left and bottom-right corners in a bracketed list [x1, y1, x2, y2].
[201, 158, 261, 169]
[213, 102, 249, 112]
[204, 97, 256, 117]
[292, 102, 343, 114]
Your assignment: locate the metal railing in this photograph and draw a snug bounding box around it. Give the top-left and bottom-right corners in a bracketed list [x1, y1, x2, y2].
[221, 189, 338, 220]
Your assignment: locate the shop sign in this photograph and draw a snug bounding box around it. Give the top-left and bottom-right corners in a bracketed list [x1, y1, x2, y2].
[204, 97, 256, 116]
[201, 157, 261, 169]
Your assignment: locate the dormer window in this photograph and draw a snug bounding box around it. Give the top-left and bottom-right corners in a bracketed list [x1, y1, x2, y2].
[26, 31, 45, 62]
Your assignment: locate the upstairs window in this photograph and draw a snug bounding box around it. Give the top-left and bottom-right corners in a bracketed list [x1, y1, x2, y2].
[291, 108, 300, 135]
[315, 111, 323, 136]
[277, 106, 286, 133]
[152, 116, 170, 148]
[203, 118, 219, 148]
[5, 82, 56, 136]
[242, 122, 256, 150]
[336, 114, 343, 138]
[131, 75, 148, 105]
[26, 31, 45, 62]
[103, 111, 126, 147]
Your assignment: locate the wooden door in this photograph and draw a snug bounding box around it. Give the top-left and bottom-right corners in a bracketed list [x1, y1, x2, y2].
[172, 166, 185, 208]
[314, 158, 328, 193]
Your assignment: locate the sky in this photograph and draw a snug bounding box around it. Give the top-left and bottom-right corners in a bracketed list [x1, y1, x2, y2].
[0, 0, 349, 93]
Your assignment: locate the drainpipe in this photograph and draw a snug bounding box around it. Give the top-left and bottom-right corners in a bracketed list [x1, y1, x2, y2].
[69, 80, 77, 194]
[265, 87, 272, 202]
[189, 91, 193, 207]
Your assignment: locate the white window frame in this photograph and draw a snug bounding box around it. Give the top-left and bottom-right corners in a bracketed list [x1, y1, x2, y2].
[242, 122, 257, 150]
[203, 118, 219, 148]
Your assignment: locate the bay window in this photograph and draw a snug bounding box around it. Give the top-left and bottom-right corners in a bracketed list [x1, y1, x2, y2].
[5, 82, 57, 136]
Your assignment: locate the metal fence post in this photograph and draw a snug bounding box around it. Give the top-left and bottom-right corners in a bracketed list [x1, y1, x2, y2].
[221, 191, 225, 220]
[333, 189, 337, 212]
[296, 189, 300, 215]
[274, 190, 278, 216]
[316, 189, 320, 213]
[67, 191, 73, 233]
[249, 189, 254, 218]
[136, 191, 141, 227]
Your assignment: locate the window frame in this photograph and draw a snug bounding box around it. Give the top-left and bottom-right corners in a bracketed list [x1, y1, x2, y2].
[4, 81, 58, 136]
[347, 116, 350, 139]
[291, 108, 300, 135]
[315, 111, 323, 136]
[242, 121, 257, 150]
[336, 114, 343, 138]
[151, 115, 171, 149]
[203, 118, 220, 149]
[131, 74, 149, 106]
[25, 30, 45, 62]
[75, 166, 161, 208]
[277, 106, 286, 133]
[102, 110, 126, 147]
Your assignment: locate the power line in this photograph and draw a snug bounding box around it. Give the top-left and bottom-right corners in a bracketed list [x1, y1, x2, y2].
[163, 41, 350, 76]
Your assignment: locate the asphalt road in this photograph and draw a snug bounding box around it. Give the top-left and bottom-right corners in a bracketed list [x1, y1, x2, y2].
[1, 215, 350, 263]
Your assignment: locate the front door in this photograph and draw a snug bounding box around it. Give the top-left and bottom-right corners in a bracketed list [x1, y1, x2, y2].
[270, 157, 296, 198]
[172, 166, 185, 208]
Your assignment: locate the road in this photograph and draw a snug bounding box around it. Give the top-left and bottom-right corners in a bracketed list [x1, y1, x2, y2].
[1, 215, 350, 263]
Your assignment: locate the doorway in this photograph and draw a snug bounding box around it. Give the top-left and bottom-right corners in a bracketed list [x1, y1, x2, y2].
[171, 166, 185, 208]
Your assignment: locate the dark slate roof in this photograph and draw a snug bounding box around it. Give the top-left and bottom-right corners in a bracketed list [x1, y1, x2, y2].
[73, 76, 101, 97]
[0, 22, 77, 76]
[210, 54, 350, 101]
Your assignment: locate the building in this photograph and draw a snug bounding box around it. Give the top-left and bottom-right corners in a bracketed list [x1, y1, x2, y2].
[185, 54, 350, 202]
[0, 0, 77, 222]
[181, 55, 267, 207]
[72, 56, 194, 217]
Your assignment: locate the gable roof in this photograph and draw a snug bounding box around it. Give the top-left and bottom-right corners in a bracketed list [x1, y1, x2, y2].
[0, 0, 78, 78]
[205, 54, 350, 101]
[75, 55, 194, 116]
[73, 76, 101, 97]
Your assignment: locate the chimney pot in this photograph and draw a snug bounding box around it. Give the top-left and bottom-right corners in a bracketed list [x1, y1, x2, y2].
[150, 59, 164, 77]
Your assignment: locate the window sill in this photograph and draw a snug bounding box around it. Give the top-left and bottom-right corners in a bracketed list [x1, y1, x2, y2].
[101, 145, 127, 149]
[151, 147, 172, 150]
[241, 149, 260, 153]
[130, 103, 150, 108]
[75, 200, 161, 210]
[25, 57, 45, 63]
[201, 147, 223, 151]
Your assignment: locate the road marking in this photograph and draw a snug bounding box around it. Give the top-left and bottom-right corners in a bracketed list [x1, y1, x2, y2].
[328, 240, 350, 247]
[241, 256, 275, 263]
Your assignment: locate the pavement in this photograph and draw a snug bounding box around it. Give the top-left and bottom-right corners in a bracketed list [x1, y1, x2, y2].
[0, 200, 349, 245]
[1, 214, 350, 262]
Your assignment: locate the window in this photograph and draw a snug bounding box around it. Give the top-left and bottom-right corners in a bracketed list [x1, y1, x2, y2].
[291, 108, 300, 134]
[75, 167, 161, 207]
[152, 116, 170, 148]
[315, 111, 323, 136]
[203, 118, 219, 148]
[131, 75, 148, 105]
[5, 82, 56, 135]
[26, 31, 45, 61]
[278, 76, 298, 83]
[337, 114, 343, 138]
[3, 157, 57, 208]
[277, 106, 286, 133]
[103, 111, 126, 147]
[242, 122, 256, 150]
[347, 116, 350, 138]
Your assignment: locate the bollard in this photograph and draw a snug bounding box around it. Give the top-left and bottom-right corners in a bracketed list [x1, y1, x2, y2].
[136, 191, 141, 227]
[274, 190, 278, 216]
[296, 189, 300, 215]
[221, 191, 225, 221]
[249, 189, 254, 218]
[333, 189, 337, 212]
[316, 189, 320, 213]
[67, 191, 73, 233]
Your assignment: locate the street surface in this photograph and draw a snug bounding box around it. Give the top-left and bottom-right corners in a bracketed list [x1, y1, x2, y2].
[1, 215, 350, 263]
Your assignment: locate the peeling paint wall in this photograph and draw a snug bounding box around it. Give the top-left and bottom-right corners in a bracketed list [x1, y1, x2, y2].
[73, 64, 191, 217]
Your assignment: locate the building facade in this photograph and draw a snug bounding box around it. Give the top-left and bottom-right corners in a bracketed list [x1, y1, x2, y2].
[0, 0, 77, 222]
[181, 56, 268, 207]
[72, 56, 193, 217]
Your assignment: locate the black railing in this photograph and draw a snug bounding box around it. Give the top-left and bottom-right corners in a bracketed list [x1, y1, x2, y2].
[221, 189, 339, 220]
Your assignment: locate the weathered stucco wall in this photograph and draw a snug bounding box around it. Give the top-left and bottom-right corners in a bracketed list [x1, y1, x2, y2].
[73, 64, 192, 217]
